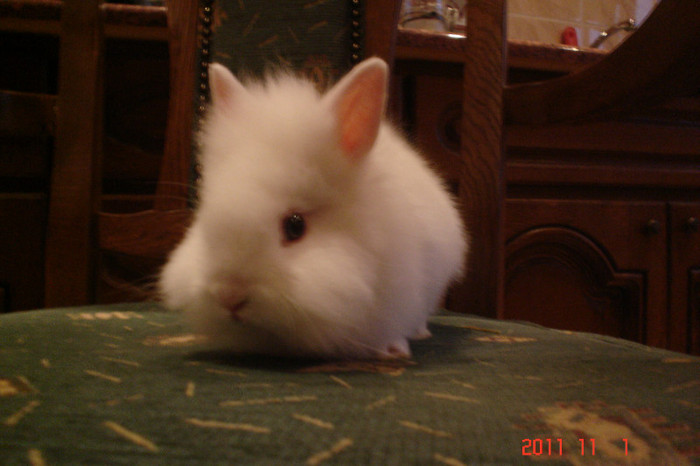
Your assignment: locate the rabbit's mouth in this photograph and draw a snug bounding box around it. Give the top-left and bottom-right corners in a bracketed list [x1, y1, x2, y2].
[227, 299, 249, 322]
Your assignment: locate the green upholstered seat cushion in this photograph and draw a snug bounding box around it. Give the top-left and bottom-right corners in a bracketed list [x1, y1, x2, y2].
[2, 304, 699, 464]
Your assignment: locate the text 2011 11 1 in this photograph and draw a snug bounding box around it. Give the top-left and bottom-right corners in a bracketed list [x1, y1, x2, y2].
[522, 438, 629, 456]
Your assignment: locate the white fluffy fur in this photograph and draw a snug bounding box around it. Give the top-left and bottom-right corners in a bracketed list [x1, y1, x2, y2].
[159, 58, 468, 359]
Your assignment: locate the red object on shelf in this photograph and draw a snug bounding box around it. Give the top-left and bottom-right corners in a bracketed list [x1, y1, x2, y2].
[560, 26, 579, 46]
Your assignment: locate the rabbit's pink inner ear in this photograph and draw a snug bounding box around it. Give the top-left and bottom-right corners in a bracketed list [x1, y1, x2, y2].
[334, 62, 387, 161]
[208, 63, 243, 111]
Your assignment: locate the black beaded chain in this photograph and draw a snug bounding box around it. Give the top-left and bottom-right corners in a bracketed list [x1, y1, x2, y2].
[197, 0, 213, 121]
[191, 0, 214, 188]
[350, 0, 364, 65]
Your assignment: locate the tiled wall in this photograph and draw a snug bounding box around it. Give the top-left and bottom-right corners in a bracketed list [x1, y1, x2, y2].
[507, 0, 658, 49]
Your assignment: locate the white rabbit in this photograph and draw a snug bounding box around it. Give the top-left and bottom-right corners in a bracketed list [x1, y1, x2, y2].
[159, 57, 467, 359]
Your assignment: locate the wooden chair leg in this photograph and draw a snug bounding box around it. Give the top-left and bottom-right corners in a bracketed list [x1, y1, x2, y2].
[452, 0, 506, 317]
[154, 0, 200, 211]
[45, 0, 104, 307]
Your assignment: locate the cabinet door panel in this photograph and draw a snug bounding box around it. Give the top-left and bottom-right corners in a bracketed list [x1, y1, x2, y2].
[506, 200, 666, 347]
[669, 202, 700, 354]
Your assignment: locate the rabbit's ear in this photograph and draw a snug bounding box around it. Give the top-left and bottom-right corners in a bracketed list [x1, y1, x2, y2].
[323, 58, 388, 161]
[208, 63, 248, 112]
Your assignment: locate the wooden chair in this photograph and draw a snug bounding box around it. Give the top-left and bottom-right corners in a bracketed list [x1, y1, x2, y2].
[44, 0, 402, 307]
[0, 89, 56, 311]
[453, 0, 507, 317]
[396, 0, 510, 317]
[44, 0, 105, 306]
[389, 1, 508, 318]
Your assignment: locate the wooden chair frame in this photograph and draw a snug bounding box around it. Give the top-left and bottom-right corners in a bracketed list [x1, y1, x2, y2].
[44, 0, 402, 307]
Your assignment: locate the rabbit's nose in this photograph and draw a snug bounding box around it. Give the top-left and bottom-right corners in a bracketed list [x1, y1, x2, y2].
[211, 281, 250, 321]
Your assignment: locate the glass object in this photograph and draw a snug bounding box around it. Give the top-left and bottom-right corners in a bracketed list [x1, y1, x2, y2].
[400, 0, 462, 32]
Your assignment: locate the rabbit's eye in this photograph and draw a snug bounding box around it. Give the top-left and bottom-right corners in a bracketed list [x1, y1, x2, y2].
[282, 213, 306, 243]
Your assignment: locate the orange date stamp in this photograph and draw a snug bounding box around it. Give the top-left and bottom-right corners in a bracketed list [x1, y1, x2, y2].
[522, 438, 629, 456]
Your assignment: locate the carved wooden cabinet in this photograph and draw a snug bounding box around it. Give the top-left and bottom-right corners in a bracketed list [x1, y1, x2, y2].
[505, 200, 664, 346]
[669, 203, 700, 353]
[397, 50, 700, 354]
[505, 200, 700, 353]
